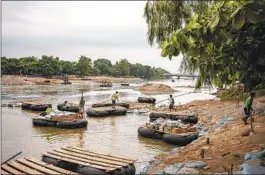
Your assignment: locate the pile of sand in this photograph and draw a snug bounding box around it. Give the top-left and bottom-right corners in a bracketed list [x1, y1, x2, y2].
[139, 83, 176, 92]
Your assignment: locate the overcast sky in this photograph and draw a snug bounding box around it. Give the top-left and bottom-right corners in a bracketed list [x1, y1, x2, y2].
[2, 1, 182, 73]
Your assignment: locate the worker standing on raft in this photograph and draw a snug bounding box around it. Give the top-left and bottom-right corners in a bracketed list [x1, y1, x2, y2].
[242, 92, 255, 124]
[79, 93, 85, 118]
[111, 91, 119, 108]
[40, 104, 53, 116]
[169, 94, 175, 112]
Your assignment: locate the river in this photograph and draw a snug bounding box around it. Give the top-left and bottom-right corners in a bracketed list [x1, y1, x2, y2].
[1, 78, 216, 172]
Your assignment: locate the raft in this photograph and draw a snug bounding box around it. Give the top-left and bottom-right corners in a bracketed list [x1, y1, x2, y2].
[41, 146, 137, 175]
[57, 103, 79, 113]
[149, 112, 198, 124]
[92, 103, 129, 108]
[137, 97, 156, 104]
[32, 112, 87, 129]
[21, 102, 51, 111]
[86, 106, 127, 117]
[99, 84, 112, 87]
[138, 126, 199, 146]
[61, 82, 72, 85]
[121, 83, 129, 86]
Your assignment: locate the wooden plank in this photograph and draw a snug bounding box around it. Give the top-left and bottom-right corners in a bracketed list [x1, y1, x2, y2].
[7, 161, 42, 175]
[16, 159, 60, 175]
[62, 147, 133, 164]
[1, 164, 24, 175]
[56, 149, 127, 166]
[42, 153, 115, 172]
[24, 157, 79, 175]
[68, 147, 136, 162]
[1, 169, 9, 175]
[48, 150, 121, 169]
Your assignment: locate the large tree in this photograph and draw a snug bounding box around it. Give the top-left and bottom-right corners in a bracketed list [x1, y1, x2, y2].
[76, 55, 92, 76]
[93, 58, 112, 75]
[157, 0, 265, 90]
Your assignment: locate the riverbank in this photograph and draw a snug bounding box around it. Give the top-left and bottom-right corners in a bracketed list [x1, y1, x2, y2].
[1, 75, 143, 86]
[142, 96, 265, 174]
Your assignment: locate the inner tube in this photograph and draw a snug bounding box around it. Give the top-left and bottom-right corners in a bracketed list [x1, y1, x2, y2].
[21, 103, 32, 110]
[32, 118, 57, 126]
[137, 126, 164, 139]
[99, 85, 112, 87]
[149, 112, 198, 124]
[62, 82, 72, 84]
[42, 156, 136, 175]
[57, 103, 79, 113]
[121, 83, 129, 86]
[30, 104, 49, 111]
[57, 119, 88, 129]
[92, 103, 129, 108]
[86, 107, 127, 117]
[137, 97, 156, 104]
[162, 132, 199, 146]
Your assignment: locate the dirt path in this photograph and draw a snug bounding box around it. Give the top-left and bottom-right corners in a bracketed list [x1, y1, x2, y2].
[145, 96, 265, 174]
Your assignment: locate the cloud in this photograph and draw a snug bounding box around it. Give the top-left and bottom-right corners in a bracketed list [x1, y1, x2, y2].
[2, 1, 182, 73]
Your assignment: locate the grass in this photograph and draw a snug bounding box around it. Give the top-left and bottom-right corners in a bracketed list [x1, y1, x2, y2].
[219, 88, 265, 101]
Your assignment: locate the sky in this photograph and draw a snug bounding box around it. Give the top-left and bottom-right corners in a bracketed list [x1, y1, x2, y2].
[2, 1, 183, 73]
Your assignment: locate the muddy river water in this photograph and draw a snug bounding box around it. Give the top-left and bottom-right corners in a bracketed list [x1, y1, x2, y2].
[1, 79, 216, 172]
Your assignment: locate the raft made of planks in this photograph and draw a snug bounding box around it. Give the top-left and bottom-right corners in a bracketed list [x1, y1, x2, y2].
[42, 146, 137, 173]
[1, 157, 78, 175]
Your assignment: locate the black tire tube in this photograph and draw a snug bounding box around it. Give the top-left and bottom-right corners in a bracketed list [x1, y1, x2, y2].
[32, 119, 57, 126]
[21, 103, 31, 110]
[61, 106, 79, 113]
[92, 103, 129, 108]
[138, 126, 155, 139]
[137, 97, 156, 104]
[42, 156, 59, 166]
[57, 104, 64, 110]
[42, 156, 77, 172]
[152, 131, 164, 139]
[57, 119, 88, 129]
[30, 105, 49, 111]
[76, 165, 107, 175]
[162, 132, 199, 146]
[86, 108, 127, 117]
[99, 85, 112, 87]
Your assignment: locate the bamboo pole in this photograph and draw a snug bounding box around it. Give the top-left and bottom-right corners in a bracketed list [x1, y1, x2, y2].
[1, 151, 22, 165]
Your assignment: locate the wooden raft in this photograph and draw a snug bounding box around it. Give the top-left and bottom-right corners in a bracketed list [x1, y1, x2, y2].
[42, 146, 137, 173]
[1, 157, 78, 175]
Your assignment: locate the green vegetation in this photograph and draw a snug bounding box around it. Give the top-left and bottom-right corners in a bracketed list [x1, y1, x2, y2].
[144, 0, 265, 91]
[1, 56, 168, 80]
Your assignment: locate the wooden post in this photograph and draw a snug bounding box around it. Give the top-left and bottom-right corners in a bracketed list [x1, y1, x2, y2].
[250, 112, 254, 132]
[200, 149, 204, 158]
[206, 137, 210, 144]
[230, 164, 233, 175]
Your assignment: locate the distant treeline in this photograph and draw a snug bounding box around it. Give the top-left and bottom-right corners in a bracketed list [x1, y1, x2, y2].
[1, 55, 169, 80]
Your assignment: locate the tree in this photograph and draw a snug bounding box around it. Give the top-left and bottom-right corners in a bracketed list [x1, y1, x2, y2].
[157, 0, 265, 90]
[114, 59, 130, 77]
[93, 58, 112, 75]
[76, 56, 92, 76]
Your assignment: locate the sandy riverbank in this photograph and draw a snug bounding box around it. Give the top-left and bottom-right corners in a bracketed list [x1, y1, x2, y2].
[142, 96, 265, 174]
[1, 75, 143, 86]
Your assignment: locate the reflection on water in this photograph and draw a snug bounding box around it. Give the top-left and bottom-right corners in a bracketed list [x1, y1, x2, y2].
[1, 79, 216, 171]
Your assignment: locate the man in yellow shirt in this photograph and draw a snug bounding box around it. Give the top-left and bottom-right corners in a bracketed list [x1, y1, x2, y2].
[111, 91, 119, 108]
[40, 104, 53, 116]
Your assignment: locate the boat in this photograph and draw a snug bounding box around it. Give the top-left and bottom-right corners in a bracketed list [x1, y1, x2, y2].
[61, 81, 72, 85]
[86, 106, 127, 117]
[92, 102, 129, 108]
[137, 97, 156, 104]
[149, 112, 198, 124]
[32, 112, 87, 129]
[100, 81, 113, 87]
[21, 101, 51, 111]
[1, 146, 137, 175]
[57, 102, 79, 113]
[121, 83, 129, 86]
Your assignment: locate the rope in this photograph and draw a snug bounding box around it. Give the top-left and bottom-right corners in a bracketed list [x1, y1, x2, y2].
[155, 91, 195, 105]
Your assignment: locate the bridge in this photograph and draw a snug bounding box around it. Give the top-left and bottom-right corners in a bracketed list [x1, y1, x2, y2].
[163, 73, 198, 79]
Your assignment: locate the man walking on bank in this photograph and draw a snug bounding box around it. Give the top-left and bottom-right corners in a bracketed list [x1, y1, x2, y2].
[242, 92, 255, 124]
[111, 91, 119, 108]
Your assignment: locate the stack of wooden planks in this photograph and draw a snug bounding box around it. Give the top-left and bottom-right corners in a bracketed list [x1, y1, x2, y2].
[42, 146, 137, 172]
[1, 157, 78, 175]
[51, 113, 83, 121]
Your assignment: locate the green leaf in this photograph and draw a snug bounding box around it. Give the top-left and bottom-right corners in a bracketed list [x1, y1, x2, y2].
[232, 10, 246, 30]
[208, 13, 220, 30]
[160, 41, 169, 49]
[230, 6, 242, 19]
[161, 49, 168, 57]
[218, 13, 229, 27]
[246, 9, 260, 23]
